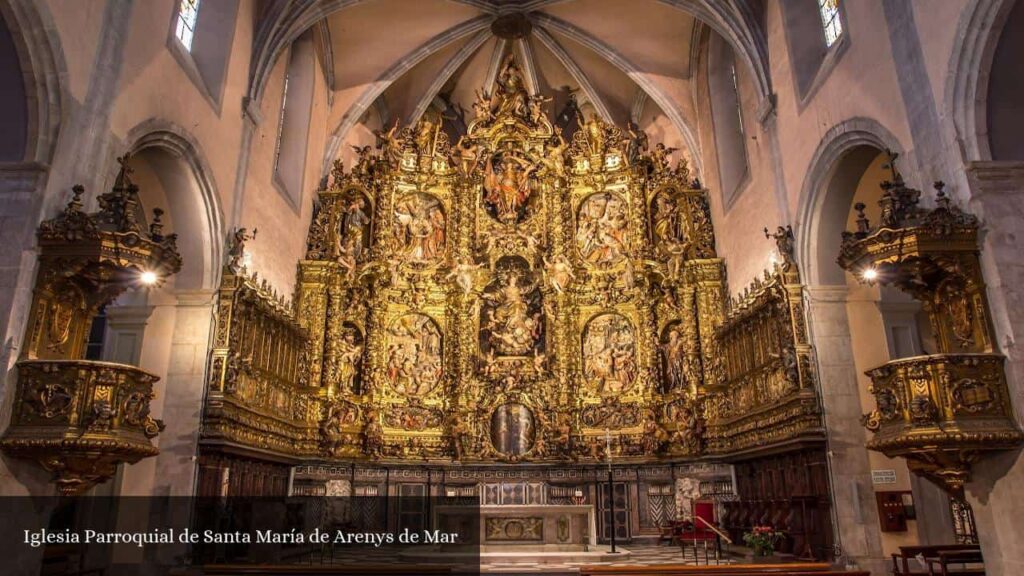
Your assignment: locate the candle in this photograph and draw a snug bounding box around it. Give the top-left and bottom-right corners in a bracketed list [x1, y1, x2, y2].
[605, 429, 612, 471]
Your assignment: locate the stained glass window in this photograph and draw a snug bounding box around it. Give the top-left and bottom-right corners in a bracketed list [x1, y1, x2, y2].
[819, 0, 843, 47]
[730, 64, 745, 136]
[175, 0, 201, 52]
[274, 74, 290, 172]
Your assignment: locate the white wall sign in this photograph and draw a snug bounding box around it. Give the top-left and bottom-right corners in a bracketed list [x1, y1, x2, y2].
[871, 469, 897, 485]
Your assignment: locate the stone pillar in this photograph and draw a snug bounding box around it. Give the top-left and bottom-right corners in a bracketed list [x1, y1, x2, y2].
[103, 304, 154, 365]
[0, 164, 55, 497]
[909, 475, 956, 545]
[150, 289, 217, 497]
[962, 161, 1024, 576]
[804, 286, 886, 573]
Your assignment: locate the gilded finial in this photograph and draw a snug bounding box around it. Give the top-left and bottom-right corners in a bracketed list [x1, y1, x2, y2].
[67, 185, 85, 213]
[854, 202, 870, 234]
[150, 208, 165, 241]
[933, 181, 950, 209]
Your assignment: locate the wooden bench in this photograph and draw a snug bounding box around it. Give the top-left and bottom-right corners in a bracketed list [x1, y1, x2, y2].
[925, 550, 985, 576]
[578, 563, 870, 576]
[890, 545, 981, 575]
[41, 544, 104, 576]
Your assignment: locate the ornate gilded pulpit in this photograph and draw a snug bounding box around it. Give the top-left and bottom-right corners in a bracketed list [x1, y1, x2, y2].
[0, 159, 181, 495]
[838, 156, 1023, 494]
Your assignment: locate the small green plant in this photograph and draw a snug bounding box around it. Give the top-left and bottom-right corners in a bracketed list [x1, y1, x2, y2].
[743, 525, 784, 557]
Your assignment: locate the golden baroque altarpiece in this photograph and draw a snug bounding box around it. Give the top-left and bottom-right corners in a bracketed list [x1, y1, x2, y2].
[0, 59, 832, 498]
[203, 59, 826, 468]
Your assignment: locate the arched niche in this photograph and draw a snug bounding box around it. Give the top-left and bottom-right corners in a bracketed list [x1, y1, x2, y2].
[0, 14, 28, 161]
[385, 313, 443, 397]
[945, 0, 1021, 163]
[795, 118, 903, 287]
[122, 151, 214, 292]
[986, 0, 1024, 161]
[576, 191, 629, 266]
[798, 129, 959, 553]
[89, 127, 224, 498]
[0, 0, 64, 165]
[582, 312, 637, 395]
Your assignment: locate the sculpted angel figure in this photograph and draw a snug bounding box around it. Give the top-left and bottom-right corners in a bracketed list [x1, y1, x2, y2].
[447, 259, 484, 296]
[336, 242, 356, 281]
[484, 154, 536, 223]
[227, 227, 257, 272]
[543, 254, 575, 294]
[473, 88, 494, 122]
[528, 93, 552, 125]
[651, 142, 678, 172]
[350, 145, 373, 177]
[517, 229, 543, 252]
[663, 242, 688, 278]
[373, 120, 401, 163]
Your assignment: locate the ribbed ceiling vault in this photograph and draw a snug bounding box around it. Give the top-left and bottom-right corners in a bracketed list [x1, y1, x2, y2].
[246, 0, 772, 179]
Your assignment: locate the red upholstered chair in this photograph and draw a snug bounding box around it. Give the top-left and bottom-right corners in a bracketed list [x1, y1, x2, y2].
[679, 500, 717, 543]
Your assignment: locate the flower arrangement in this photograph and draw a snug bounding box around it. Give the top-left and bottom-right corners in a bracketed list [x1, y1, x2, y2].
[743, 525, 784, 557]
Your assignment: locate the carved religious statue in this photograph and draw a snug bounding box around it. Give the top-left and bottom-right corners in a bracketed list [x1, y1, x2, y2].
[660, 327, 687, 393]
[289, 60, 727, 465]
[335, 326, 364, 394]
[484, 152, 536, 224]
[482, 270, 542, 356]
[386, 314, 442, 396]
[340, 195, 371, 261]
[576, 192, 629, 264]
[491, 56, 530, 119]
[583, 314, 637, 393]
[393, 194, 446, 261]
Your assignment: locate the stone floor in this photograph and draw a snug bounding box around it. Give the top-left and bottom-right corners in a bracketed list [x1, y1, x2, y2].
[315, 543, 734, 573]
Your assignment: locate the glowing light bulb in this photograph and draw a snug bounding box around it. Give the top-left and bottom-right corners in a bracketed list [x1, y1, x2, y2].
[140, 271, 159, 285]
[861, 268, 878, 282]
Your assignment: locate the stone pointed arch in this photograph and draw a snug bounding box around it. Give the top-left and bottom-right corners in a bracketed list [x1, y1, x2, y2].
[322, 15, 493, 175]
[407, 30, 491, 125]
[532, 26, 613, 123]
[657, 0, 771, 105]
[0, 0, 68, 166]
[794, 118, 905, 286]
[519, 0, 771, 103]
[124, 120, 227, 291]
